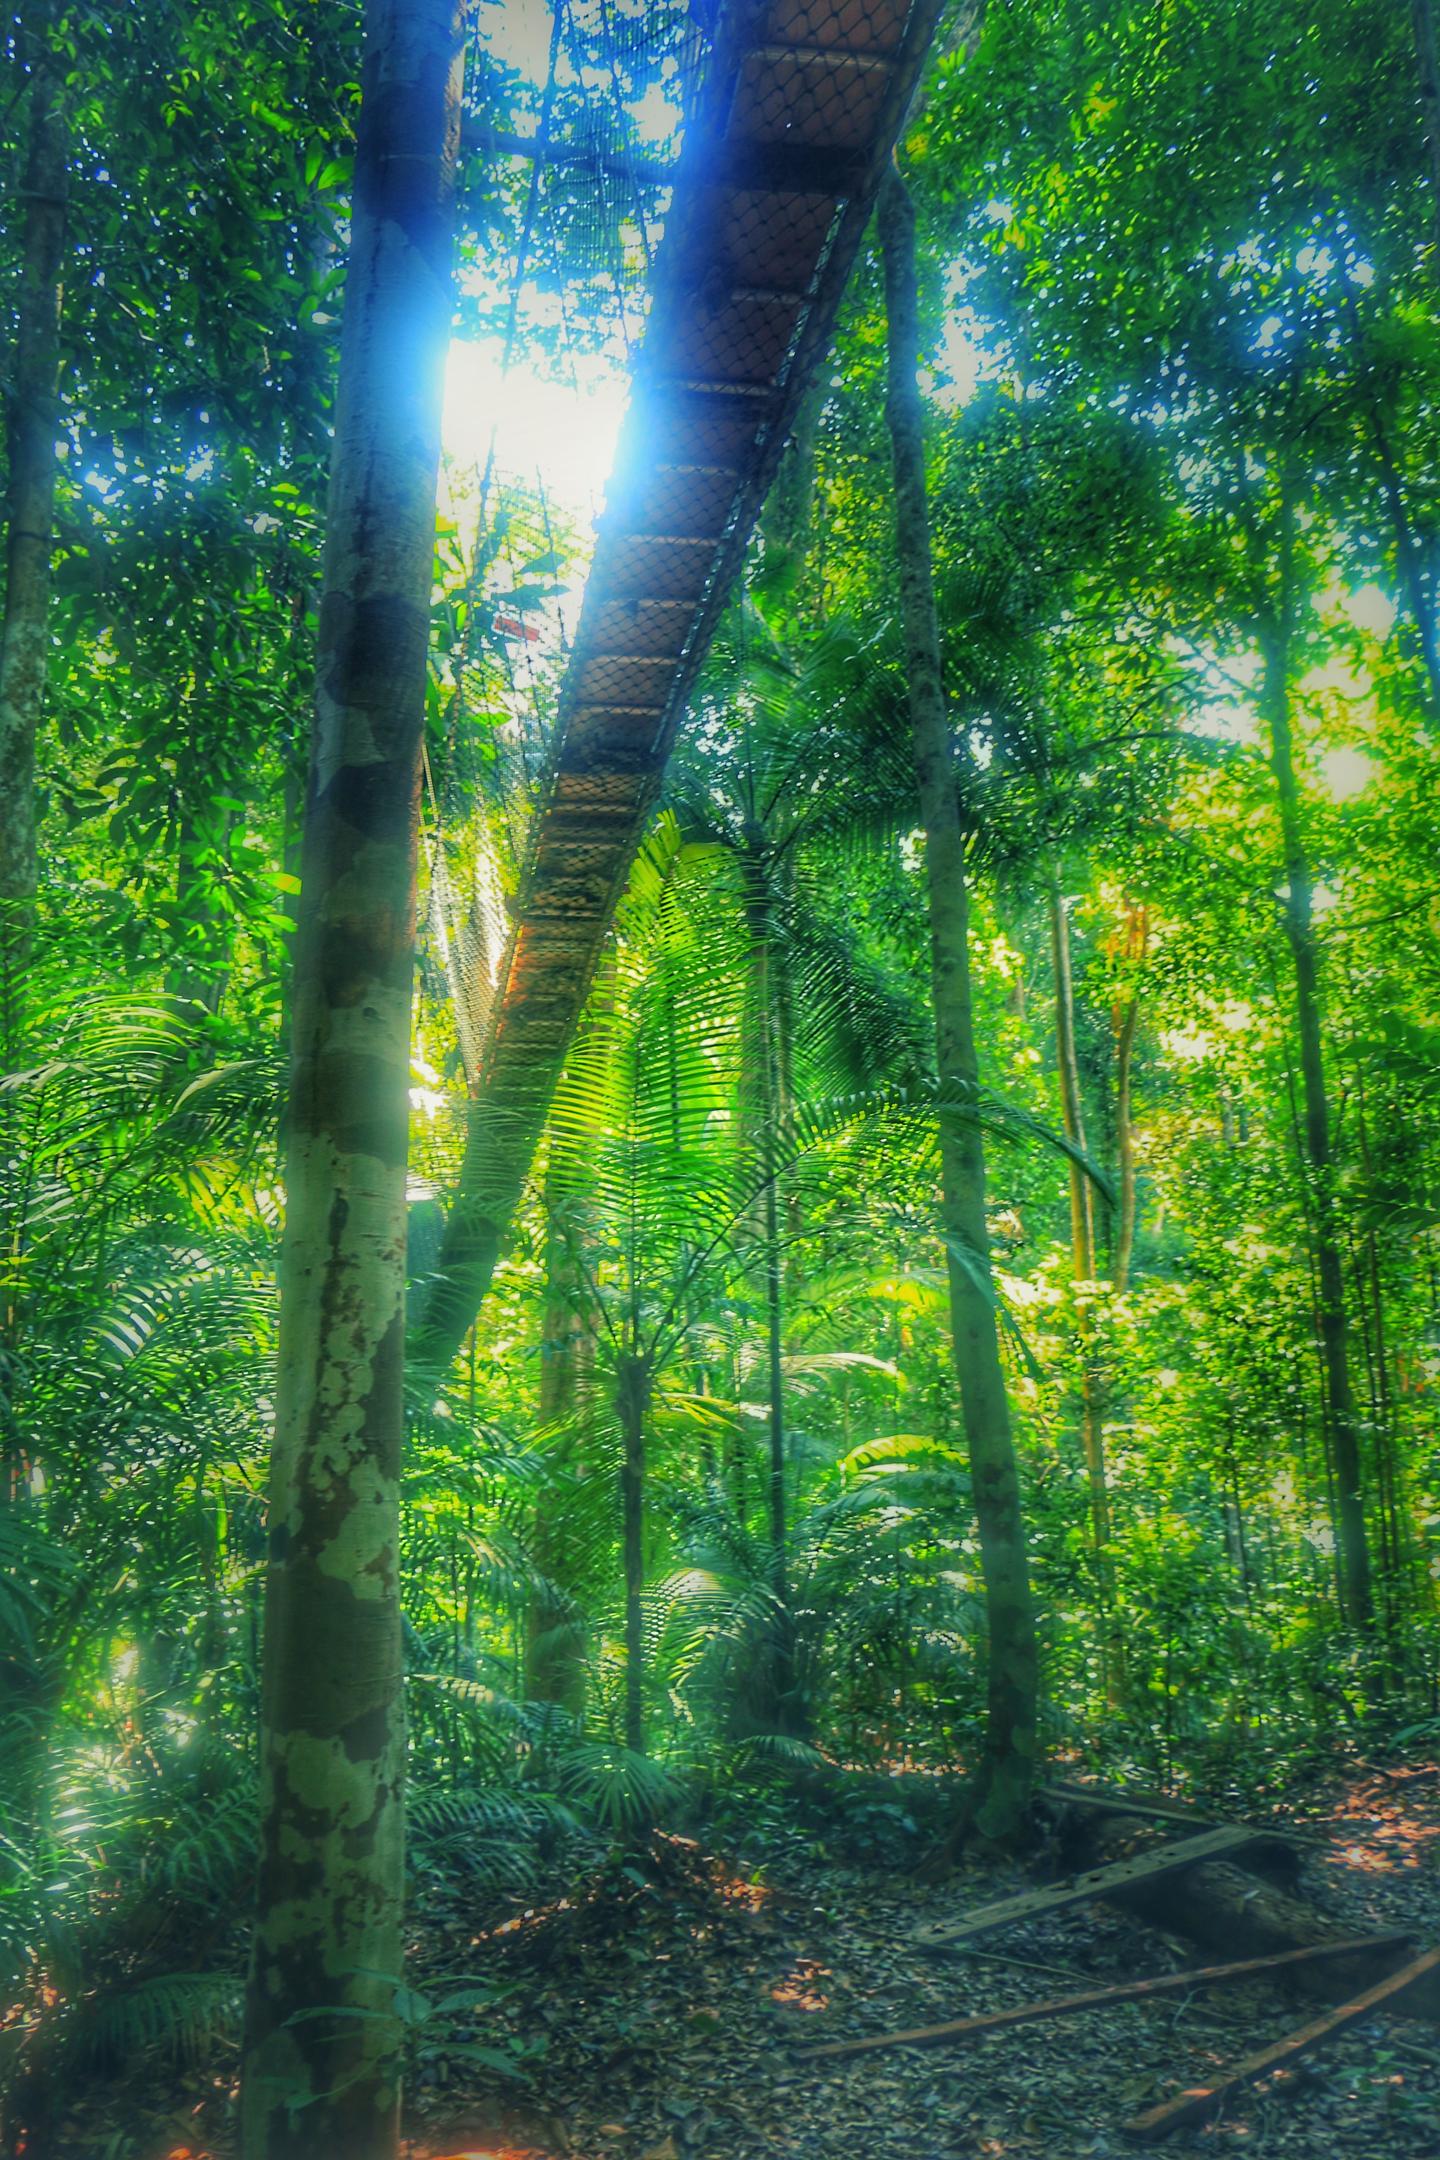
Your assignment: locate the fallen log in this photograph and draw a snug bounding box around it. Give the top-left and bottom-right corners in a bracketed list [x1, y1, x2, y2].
[793, 1934, 1410, 2065]
[1041, 1778, 1220, 1831]
[1039, 1779, 1320, 1861]
[1069, 1809, 1440, 2030]
[1123, 1943, 1440, 2142]
[915, 1825, 1298, 1949]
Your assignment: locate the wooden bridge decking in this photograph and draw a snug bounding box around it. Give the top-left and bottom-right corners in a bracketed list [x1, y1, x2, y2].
[414, 0, 943, 1371]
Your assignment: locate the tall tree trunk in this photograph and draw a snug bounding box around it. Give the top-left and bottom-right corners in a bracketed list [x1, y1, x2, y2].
[276, 221, 340, 969]
[1110, 908, 1145, 1295]
[1048, 874, 1111, 1551]
[878, 165, 1038, 1843]
[1048, 873, 1119, 1705]
[1333, 259, 1440, 720]
[616, 1351, 649, 1755]
[761, 1156, 796, 1714]
[1413, 0, 1440, 269]
[1365, 391, 1440, 719]
[741, 847, 799, 1733]
[0, 7, 67, 1065]
[1352, 1060, 1410, 1646]
[1050, 876, 1095, 1280]
[1260, 494, 1374, 1636]
[526, 1162, 591, 1715]
[240, 5, 463, 2155]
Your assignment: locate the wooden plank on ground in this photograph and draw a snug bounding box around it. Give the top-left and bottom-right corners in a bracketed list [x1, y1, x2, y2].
[1123, 1944, 1440, 2143]
[913, 1826, 1297, 1949]
[794, 1935, 1410, 2066]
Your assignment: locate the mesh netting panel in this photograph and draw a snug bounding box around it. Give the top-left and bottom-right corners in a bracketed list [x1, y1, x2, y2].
[423, 0, 944, 1359]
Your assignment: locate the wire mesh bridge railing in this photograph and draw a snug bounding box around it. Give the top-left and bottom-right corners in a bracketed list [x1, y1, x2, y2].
[413, 0, 944, 1373]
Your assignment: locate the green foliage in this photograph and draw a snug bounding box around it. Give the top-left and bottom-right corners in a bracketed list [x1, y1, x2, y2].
[2, 0, 1439, 2143]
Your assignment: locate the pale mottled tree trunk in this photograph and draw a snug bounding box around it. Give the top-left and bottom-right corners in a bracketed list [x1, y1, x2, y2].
[0, 7, 66, 1064]
[1261, 492, 1373, 1636]
[240, 4, 463, 2155]
[878, 166, 1038, 1843]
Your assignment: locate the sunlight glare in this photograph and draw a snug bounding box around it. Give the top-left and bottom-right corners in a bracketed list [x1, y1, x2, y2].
[933, 309, 988, 407]
[476, 0, 555, 79]
[442, 342, 629, 522]
[1321, 747, 1375, 801]
[625, 76, 685, 147]
[1338, 581, 1396, 639]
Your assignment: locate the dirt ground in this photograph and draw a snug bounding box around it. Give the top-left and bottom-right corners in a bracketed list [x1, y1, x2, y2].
[65, 1757, 1440, 2160]
[398, 1760, 1440, 2160]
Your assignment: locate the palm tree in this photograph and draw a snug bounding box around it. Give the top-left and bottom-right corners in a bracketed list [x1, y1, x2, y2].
[666, 612, 931, 1725]
[526, 806, 1086, 1760]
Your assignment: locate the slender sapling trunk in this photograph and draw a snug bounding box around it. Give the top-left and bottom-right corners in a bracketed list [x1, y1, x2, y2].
[526, 1163, 592, 1714]
[1048, 872, 1111, 1553]
[1260, 492, 1373, 1635]
[878, 164, 1038, 1843]
[1413, 0, 1440, 269]
[741, 845, 799, 1730]
[1111, 961, 1142, 1295]
[616, 1351, 649, 1754]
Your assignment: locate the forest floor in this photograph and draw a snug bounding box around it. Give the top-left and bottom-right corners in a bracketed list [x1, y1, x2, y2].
[67, 1750, 1440, 2160]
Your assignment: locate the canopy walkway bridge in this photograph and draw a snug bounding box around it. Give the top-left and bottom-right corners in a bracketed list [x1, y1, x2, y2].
[414, 0, 943, 1371]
